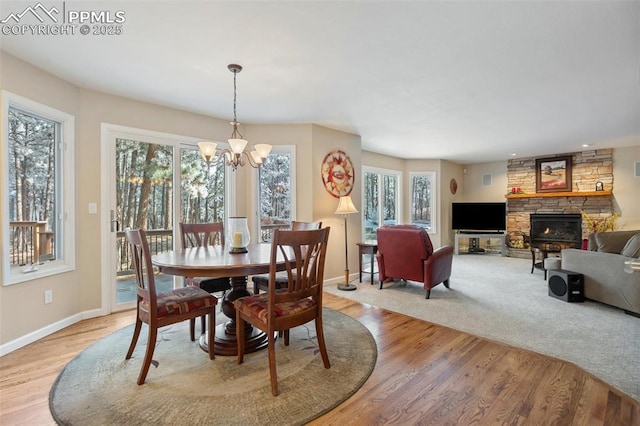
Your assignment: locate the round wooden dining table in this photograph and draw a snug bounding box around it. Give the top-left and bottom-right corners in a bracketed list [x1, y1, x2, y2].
[152, 243, 290, 356]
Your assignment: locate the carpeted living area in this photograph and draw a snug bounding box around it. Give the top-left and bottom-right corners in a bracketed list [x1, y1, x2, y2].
[49, 308, 376, 425]
[325, 253, 640, 402]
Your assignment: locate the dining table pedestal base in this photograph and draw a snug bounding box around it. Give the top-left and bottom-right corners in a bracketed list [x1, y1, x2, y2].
[199, 322, 271, 356]
[152, 244, 288, 357]
[198, 275, 271, 356]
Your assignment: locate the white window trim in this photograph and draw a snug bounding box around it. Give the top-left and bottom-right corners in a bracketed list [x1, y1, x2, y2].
[409, 171, 437, 234]
[362, 166, 402, 240]
[1, 90, 76, 285]
[253, 145, 296, 237]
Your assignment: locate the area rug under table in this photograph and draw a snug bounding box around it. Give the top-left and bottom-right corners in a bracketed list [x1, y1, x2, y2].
[50, 308, 376, 426]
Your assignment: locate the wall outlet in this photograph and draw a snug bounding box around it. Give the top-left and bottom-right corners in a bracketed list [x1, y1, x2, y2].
[44, 289, 53, 304]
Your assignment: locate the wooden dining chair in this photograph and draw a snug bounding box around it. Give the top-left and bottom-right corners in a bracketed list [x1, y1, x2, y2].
[251, 221, 322, 295]
[235, 227, 331, 396]
[124, 228, 216, 385]
[179, 222, 232, 340]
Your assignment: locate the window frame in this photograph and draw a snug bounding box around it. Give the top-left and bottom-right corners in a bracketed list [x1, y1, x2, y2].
[179, 144, 228, 225]
[361, 165, 402, 241]
[409, 171, 437, 233]
[1, 90, 76, 285]
[255, 145, 296, 241]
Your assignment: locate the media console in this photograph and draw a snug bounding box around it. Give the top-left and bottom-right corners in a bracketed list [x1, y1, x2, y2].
[454, 232, 506, 256]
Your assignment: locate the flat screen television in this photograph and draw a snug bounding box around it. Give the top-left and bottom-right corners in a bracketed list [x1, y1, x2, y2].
[452, 202, 506, 232]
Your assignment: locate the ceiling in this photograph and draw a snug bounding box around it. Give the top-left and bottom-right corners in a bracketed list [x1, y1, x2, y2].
[1, 1, 639, 164]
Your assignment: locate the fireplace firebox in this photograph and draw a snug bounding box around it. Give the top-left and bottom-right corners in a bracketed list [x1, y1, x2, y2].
[529, 214, 582, 250]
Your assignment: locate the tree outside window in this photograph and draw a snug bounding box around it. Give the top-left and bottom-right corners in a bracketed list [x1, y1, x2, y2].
[8, 108, 58, 265]
[410, 172, 436, 231]
[3, 91, 75, 285]
[180, 147, 225, 224]
[363, 167, 400, 241]
[257, 146, 294, 242]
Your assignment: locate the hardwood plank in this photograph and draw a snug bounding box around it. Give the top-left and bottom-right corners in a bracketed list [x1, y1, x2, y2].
[0, 293, 637, 425]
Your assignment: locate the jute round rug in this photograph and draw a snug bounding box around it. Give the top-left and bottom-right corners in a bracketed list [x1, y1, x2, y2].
[50, 308, 376, 425]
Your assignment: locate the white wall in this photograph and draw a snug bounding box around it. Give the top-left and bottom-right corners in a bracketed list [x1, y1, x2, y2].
[461, 161, 508, 201]
[613, 145, 640, 230]
[311, 125, 362, 284]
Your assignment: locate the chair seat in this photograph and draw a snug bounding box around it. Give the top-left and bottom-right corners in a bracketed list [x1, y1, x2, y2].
[141, 286, 217, 321]
[235, 294, 316, 322]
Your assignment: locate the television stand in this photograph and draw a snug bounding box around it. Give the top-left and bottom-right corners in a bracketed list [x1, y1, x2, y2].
[459, 231, 503, 235]
[468, 247, 485, 253]
[454, 233, 506, 256]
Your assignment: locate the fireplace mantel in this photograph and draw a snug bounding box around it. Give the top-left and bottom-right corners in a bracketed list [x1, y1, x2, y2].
[505, 190, 612, 200]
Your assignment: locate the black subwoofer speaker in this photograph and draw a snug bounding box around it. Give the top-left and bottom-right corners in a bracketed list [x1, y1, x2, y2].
[548, 269, 584, 302]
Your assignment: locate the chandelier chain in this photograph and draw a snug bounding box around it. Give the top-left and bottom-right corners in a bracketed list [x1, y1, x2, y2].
[231, 67, 243, 139]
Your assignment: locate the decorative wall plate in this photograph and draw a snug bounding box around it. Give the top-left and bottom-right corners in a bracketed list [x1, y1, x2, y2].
[450, 178, 458, 194]
[321, 149, 355, 198]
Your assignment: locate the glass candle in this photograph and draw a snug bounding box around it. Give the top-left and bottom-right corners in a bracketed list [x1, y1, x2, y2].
[228, 217, 250, 253]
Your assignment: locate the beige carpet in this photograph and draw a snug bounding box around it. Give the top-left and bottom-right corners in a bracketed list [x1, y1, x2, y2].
[49, 308, 376, 425]
[326, 254, 640, 402]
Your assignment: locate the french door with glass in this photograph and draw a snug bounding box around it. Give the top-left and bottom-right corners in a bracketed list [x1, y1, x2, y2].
[103, 125, 227, 312]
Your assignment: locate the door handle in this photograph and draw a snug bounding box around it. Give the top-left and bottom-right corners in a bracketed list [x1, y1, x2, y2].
[110, 210, 119, 232]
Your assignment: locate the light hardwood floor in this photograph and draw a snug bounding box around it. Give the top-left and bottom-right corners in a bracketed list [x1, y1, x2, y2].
[1, 292, 638, 425]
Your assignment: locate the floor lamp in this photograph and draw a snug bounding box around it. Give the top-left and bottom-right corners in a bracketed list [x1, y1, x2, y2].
[335, 195, 358, 291]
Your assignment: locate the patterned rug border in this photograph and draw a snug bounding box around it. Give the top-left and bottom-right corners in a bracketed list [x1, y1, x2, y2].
[49, 308, 377, 426]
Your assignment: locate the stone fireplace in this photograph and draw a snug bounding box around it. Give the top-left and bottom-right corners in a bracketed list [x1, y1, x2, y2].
[529, 214, 582, 250]
[505, 149, 614, 258]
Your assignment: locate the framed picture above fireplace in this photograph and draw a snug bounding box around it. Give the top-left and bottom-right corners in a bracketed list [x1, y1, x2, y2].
[535, 155, 572, 193]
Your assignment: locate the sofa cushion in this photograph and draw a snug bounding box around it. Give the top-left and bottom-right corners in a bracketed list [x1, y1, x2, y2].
[621, 234, 640, 258]
[594, 231, 635, 254]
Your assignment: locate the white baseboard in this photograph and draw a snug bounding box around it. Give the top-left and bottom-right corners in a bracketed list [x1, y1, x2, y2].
[325, 273, 359, 287]
[0, 308, 106, 357]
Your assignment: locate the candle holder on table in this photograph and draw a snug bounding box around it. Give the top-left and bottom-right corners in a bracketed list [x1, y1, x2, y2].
[228, 217, 250, 253]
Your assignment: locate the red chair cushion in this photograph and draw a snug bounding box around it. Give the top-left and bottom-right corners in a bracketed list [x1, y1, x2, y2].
[235, 294, 316, 322]
[141, 286, 216, 321]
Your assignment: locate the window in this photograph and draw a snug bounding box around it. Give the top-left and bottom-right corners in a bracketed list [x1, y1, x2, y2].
[410, 171, 436, 232]
[257, 146, 295, 242]
[362, 167, 401, 241]
[104, 124, 232, 309]
[180, 146, 226, 223]
[2, 91, 75, 285]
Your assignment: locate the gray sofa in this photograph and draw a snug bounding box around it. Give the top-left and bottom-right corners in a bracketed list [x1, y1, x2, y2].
[561, 230, 640, 316]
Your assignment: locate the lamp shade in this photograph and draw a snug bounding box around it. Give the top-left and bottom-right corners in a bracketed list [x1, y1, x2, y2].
[198, 141, 217, 162]
[228, 138, 248, 154]
[254, 143, 272, 158]
[335, 196, 358, 215]
[249, 150, 263, 165]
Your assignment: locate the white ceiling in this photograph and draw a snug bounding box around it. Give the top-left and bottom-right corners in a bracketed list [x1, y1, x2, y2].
[1, 1, 639, 164]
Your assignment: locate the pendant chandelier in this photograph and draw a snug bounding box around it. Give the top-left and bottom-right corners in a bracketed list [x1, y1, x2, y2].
[198, 64, 272, 171]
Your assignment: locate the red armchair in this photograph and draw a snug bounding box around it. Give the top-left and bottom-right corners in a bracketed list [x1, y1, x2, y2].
[376, 225, 454, 299]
